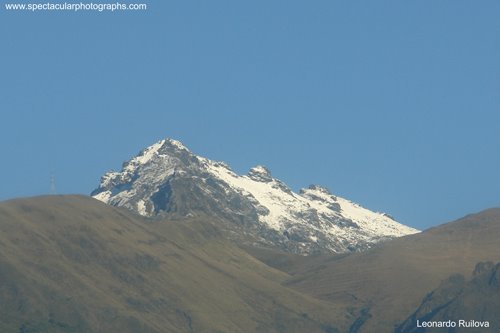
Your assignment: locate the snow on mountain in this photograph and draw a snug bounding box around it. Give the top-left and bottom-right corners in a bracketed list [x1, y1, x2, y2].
[91, 138, 419, 254]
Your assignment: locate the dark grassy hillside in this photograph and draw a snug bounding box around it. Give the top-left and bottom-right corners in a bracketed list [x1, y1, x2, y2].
[247, 209, 500, 333]
[395, 261, 500, 333]
[0, 195, 349, 333]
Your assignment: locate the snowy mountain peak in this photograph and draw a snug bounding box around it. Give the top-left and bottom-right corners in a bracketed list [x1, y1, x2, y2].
[248, 165, 272, 182]
[307, 184, 331, 195]
[162, 138, 190, 152]
[92, 138, 419, 254]
[299, 185, 338, 208]
[127, 139, 166, 166]
[300, 185, 335, 198]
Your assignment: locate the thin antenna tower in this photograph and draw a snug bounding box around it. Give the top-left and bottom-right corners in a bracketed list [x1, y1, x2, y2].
[50, 173, 57, 194]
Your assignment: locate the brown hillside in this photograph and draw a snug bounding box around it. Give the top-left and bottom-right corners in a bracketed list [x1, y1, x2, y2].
[0, 195, 349, 333]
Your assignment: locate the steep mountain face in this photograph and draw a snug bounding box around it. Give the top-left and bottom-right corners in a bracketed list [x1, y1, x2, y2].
[395, 261, 500, 333]
[91, 138, 418, 254]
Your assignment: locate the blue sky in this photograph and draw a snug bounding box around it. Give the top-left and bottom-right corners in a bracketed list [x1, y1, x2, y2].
[1, 1, 499, 229]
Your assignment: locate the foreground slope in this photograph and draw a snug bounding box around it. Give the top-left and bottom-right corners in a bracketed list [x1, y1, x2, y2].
[0, 195, 348, 333]
[91, 138, 417, 254]
[250, 208, 500, 333]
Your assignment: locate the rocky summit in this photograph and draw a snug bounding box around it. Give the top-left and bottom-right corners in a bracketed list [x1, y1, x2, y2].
[91, 138, 418, 254]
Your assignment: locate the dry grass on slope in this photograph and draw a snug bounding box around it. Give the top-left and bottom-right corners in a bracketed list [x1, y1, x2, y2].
[0, 195, 349, 333]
